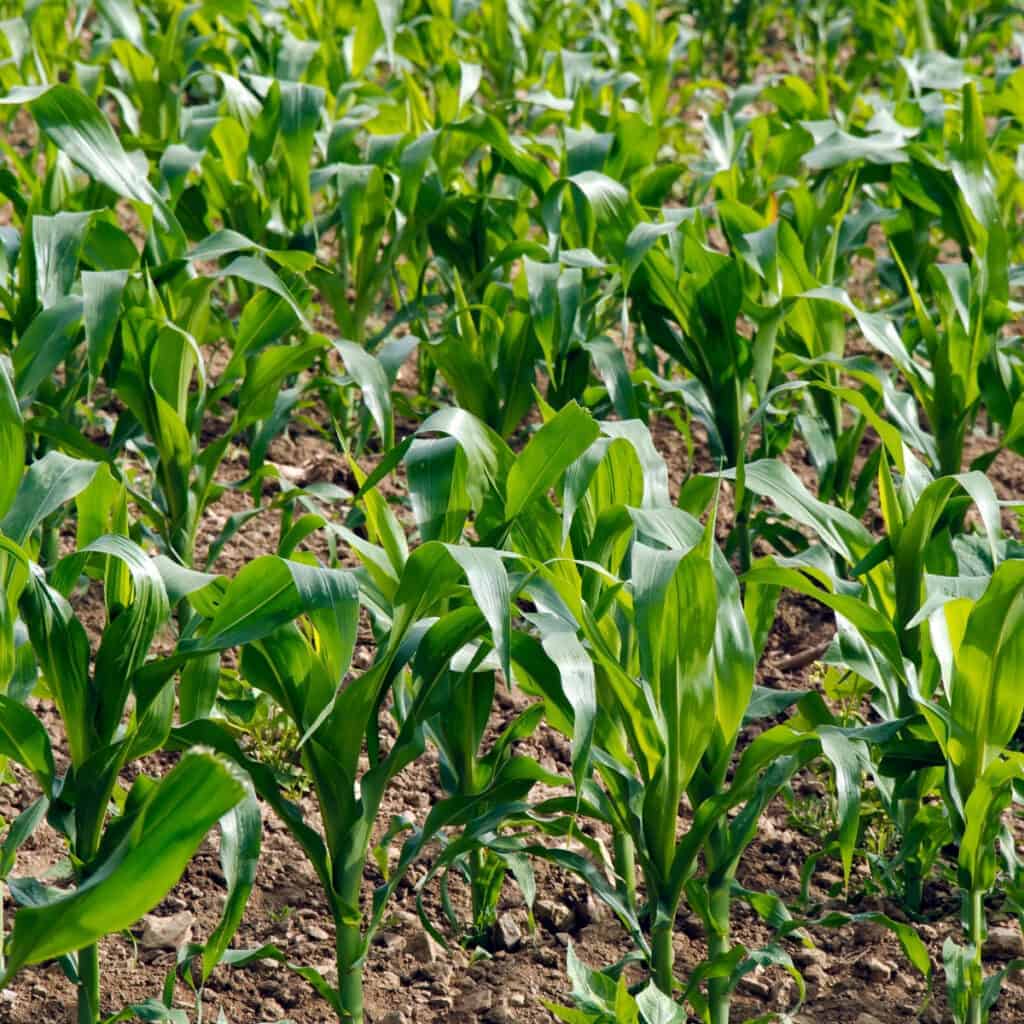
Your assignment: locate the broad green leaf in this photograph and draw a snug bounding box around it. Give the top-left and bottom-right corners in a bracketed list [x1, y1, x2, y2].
[0, 695, 54, 792]
[0, 359, 23, 521]
[32, 211, 92, 308]
[0, 451, 99, 546]
[0, 749, 244, 978]
[948, 562, 1024, 796]
[18, 85, 186, 260]
[202, 793, 261, 981]
[507, 402, 600, 520]
[334, 340, 394, 448]
[82, 269, 129, 378]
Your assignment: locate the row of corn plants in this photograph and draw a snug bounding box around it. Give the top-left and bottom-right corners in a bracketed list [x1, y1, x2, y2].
[0, 0, 1023, 1022]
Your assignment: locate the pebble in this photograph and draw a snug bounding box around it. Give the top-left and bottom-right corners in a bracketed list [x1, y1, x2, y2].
[857, 957, 893, 983]
[737, 973, 771, 999]
[139, 911, 195, 950]
[380, 1013, 407, 1024]
[372, 931, 406, 953]
[984, 925, 1024, 959]
[406, 928, 443, 964]
[535, 898, 575, 932]
[575, 894, 607, 925]
[804, 964, 828, 996]
[259, 997, 285, 1021]
[792, 945, 828, 969]
[302, 922, 330, 942]
[493, 911, 523, 952]
[854, 1014, 885, 1024]
[536, 945, 560, 966]
[455, 987, 493, 1014]
[486, 1001, 515, 1023]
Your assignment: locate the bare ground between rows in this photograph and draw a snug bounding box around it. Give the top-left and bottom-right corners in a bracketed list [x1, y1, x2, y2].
[3, 416, 1024, 1024]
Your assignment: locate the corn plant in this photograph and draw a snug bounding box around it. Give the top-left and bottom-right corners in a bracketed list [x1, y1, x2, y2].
[0, 528, 245, 1022]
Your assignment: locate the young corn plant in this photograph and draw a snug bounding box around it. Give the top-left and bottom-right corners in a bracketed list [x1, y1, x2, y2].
[802, 559, 1024, 1022]
[175, 527, 536, 1022]
[0, 528, 249, 1023]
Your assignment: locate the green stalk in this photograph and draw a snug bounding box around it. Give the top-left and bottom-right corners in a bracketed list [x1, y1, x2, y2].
[706, 878, 732, 1024]
[614, 832, 637, 914]
[967, 888, 986, 1024]
[335, 919, 364, 1024]
[330, 849, 368, 1024]
[73, 774, 118, 1024]
[651, 918, 675, 996]
[76, 945, 101, 1024]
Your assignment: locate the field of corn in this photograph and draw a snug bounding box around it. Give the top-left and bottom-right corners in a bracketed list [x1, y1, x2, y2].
[1, 1, 1024, 1022]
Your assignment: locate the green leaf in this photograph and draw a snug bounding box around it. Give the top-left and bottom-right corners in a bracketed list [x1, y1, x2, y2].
[82, 269, 128, 379]
[0, 451, 99, 546]
[13, 297, 84, 398]
[948, 562, 1024, 797]
[0, 695, 54, 793]
[0, 359, 23, 521]
[334, 340, 394, 449]
[0, 749, 244, 980]
[507, 402, 600, 521]
[202, 793, 261, 981]
[17, 85, 186, 260]
[184, 557, 358, 654]
[32, 211, 92, 308]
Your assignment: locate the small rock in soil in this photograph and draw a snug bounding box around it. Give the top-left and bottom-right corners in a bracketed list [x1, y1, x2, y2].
[535, 898, 575, 932]
[486, 1000, 515, 1023]
[678, 914, 703, 939]
[373, 930, 406, 953]
[792, 945, 828, 969]
[854, 1014, 885, 1024]
[856, 957, 893, 983]
[406, 928, 443, 964]
[315, 960, 339, 986]
[301, 921, 330, 941]
[985, 925, 1024, 959]
[380, 1013, 407, 1024]
[455, 987, 494, 1014]
[574, 893, 607, 925]
[259, 997, 285, 1021]
[536, 945, 560, 967]
[737, 973, 771, 999]
[493, 911, 523, 952]
[804, 964, 828, 997]
[377, 970, 401, 989]
[139, 911, 195, 950]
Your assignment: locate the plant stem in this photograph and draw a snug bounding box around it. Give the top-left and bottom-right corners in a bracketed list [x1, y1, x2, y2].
[706, 878, 732, 1024]
[967, 888, 986, 1024]
[614, 833, 637, 914]
[76, 944, 101, 1024]
[651, 918, 675, 997]
[336, 921, 364, 1024]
